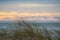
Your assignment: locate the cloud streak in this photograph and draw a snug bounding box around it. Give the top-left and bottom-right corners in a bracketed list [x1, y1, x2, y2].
[0, 11, 60, 20]
[0, 2, 59, 13]
[0, 3, 59, 8]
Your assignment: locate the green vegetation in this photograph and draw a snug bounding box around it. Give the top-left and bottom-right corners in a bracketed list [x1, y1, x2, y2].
[0, 21, 60, 40]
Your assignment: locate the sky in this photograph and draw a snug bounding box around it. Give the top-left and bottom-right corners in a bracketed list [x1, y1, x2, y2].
[0, 0, 60, 21]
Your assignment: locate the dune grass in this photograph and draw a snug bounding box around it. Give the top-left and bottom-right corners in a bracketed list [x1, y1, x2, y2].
[0, 21, 60, 40]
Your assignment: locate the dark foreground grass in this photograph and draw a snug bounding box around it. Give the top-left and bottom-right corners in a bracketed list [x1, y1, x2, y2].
[0, 21, 60, 40]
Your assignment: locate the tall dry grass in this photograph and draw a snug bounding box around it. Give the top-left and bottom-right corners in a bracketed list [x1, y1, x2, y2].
[0, 21, 60, 40]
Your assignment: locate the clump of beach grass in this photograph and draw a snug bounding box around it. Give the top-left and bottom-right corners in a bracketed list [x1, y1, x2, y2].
[0, 21, 60, 40]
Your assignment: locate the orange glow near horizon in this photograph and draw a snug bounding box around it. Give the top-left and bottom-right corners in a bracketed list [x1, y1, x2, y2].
[0, 11, 60, 20]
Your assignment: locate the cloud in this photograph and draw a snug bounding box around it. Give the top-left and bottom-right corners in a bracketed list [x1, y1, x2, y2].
[17, 3, 56, 8]
[0, 2, 59, 13]
[0, 11, 60, 16]
[0, 11, 60, 22]
[0, 3, 59, 9]
[0, 11, 60, 20]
